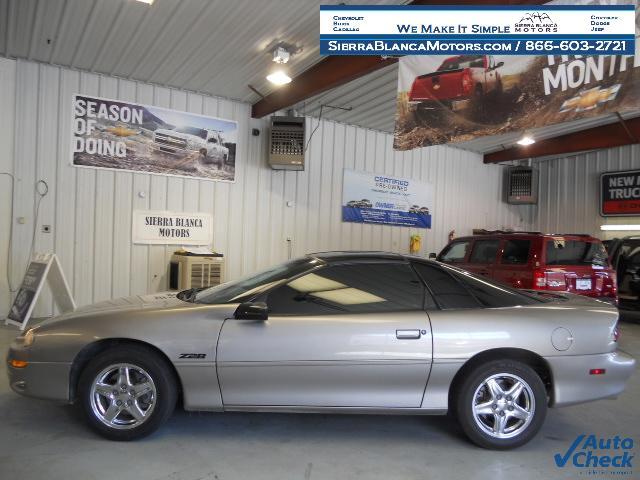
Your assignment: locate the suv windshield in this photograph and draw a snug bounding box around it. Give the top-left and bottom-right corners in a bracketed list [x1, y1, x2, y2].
[545, 239, 608, 267]
[192, 257, 321, 304]
[174, 126, 207, 139]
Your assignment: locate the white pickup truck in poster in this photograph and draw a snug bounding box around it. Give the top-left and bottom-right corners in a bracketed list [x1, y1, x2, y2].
[342, 169, 433, 228]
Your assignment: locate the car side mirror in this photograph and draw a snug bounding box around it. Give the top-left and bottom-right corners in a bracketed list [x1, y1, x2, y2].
[234, 302, 268, 321]
[428, 252, 437, 259]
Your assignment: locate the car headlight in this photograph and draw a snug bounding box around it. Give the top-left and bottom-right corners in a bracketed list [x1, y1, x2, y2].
[23, 328, 36, 347]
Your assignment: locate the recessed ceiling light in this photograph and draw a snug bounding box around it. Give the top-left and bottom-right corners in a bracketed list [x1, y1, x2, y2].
[600, 225, 640, 231]
[267, 70, 292, 86]
[135, 0, 154, 5]
[517, 135, 535, 146]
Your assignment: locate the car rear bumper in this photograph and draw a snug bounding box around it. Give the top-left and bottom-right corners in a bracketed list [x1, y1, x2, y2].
[547, 350, 636, 407]
[6, 350, 71, 402]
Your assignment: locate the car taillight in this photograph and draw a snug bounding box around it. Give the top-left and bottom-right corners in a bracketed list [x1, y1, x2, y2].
[533, 270, 546, 289]
[462, 72, 472, 93]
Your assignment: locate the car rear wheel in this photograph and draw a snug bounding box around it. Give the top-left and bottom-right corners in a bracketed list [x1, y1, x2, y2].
[78, 345, 177, 441]
[455, 359, 547, 449]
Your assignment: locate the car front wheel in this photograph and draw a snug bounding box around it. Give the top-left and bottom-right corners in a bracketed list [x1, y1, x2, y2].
[455, 360, 547, 449]
[78, 345, 177, 441]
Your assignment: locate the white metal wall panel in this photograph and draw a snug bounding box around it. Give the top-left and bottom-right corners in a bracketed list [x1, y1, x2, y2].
[0, 58, 531, 317]
[534, 145, 640, 239]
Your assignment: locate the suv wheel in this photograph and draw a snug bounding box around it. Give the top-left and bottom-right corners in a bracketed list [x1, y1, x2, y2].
[78, 345, 177, 441]
[455, 359, 547, 449]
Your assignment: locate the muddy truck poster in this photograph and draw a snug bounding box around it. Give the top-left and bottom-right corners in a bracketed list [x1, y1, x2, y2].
[394, 51, 640, 151]
[72, 95, 238, 182]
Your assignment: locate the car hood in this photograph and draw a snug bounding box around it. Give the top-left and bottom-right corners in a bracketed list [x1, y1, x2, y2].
[38, 291, 196, 325]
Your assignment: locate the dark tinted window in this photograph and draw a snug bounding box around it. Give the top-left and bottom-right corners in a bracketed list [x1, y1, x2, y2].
[545, 239, 608, 267]
[501, 239, 531, 265]
[440, 240, 471, 263]
[267, 263, 424, 315]
[412, 263, 479, 309]
[447, 268, 542, 307]
[469, 239, 500, 264]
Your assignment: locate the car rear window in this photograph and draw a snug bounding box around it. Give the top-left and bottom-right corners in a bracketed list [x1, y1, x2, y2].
[545, 239, 608, 267]
[501, 239, 531, 265]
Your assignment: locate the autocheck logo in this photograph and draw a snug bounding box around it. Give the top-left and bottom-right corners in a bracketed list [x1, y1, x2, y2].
[554, 434, 635, 475]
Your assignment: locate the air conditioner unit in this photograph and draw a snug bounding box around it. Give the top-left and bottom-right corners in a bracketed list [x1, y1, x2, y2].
[169, 254, 224, 290]
[506, 166, 538, 204]
[269, 116, 305, 170]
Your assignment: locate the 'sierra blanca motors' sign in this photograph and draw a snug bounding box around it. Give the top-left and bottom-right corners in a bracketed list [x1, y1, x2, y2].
[132, 210, 213, 245]
[601, 170, 640, 217]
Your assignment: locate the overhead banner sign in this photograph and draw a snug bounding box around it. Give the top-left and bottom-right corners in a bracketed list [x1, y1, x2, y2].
[320, 5, 636, 56]
[132, 210, 213, 245]
[394, 51, 640, 150]
[342, 169, 433, 228]
[601, 170, 640, 217]
[72, 94, 238, 182]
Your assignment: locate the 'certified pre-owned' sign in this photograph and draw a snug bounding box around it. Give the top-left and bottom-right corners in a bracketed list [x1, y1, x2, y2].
[601, 170, 640, 217]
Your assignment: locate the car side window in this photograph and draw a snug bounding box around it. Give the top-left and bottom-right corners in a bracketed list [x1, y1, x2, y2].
[501, 239, 531, 265]
[439, 241, 470, 263]
[412, 263, 480, 310]
[469, 239, 500, 264]
[266, 263, 425, 315]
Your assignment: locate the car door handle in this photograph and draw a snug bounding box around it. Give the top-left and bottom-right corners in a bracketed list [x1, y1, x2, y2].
[396, 329, 421, 339]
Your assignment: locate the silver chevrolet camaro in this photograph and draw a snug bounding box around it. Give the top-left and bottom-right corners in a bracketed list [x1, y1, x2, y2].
[6, 252, 636, 449]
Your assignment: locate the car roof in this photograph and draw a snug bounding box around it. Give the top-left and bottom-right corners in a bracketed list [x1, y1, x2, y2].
[307, 251, 408, 263]
[449, 232, 601, 242]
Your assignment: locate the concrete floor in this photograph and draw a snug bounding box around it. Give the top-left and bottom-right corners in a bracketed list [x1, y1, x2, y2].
[1, 315, 638, 480]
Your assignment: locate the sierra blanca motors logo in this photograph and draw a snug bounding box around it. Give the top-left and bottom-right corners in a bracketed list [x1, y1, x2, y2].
[515, 12, 558, 33]
[555, 434, 634, 476]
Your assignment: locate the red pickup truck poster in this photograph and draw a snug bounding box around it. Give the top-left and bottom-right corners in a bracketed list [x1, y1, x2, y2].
[394, 53, 640, 150]
[601, 170, 640, 217]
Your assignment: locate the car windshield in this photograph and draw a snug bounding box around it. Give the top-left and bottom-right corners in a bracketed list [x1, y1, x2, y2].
[192, 257, 322, 304]
[174, 126, 207, 139]
[437, 55, 484, 71]
[545, 239, 608, 267]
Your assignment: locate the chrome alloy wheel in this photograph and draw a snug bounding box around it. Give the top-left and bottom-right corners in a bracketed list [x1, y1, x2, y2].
[89, 363, 157, 430]
[472, 373, 535, 439]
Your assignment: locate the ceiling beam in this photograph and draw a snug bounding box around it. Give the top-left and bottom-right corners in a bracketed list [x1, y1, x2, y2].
[251, 0, 548, 118]
[483, 117, 640, 163]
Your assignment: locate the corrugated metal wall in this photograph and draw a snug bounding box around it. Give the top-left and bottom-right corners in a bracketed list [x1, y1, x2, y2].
[534, 144, 640, 239]
[0, 58, 532, 317]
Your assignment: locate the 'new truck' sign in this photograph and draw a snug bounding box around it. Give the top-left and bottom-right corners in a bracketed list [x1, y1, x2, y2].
[600, 170, 640, 217]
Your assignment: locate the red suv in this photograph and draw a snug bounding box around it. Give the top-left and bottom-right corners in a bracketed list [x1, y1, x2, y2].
[435, 232, 617, 303]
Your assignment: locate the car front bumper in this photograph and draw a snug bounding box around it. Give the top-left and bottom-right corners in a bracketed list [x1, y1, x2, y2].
[547, 350, 636, 407]
[6, 348, 71, 402]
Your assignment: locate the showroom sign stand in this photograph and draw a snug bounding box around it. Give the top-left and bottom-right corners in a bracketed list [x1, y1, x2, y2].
[5, 253, 76, 331]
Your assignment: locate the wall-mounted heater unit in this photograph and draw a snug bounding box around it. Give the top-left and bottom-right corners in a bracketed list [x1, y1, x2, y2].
[507, 166, 538, 204]
[269, 116, 305, 170]
[169, 254, 224, 290]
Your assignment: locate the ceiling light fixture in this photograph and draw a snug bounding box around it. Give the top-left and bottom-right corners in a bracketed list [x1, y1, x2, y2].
[266, 70, 292, 86]
[600, 225, 640, 231]
[135, 0, 154, 4]
[517, 135, 536, 146]
[272, 46, 291, 64]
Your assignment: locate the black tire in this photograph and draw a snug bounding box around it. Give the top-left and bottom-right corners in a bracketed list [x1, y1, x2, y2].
[455, 359, 547, 450]
[78, 345, 177, 441]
